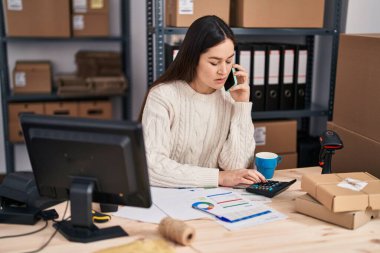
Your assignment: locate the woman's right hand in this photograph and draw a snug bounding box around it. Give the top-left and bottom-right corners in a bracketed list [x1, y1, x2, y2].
[218, 169, 266, 187]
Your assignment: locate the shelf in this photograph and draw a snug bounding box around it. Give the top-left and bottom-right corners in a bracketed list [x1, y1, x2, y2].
[3, 36, 124, 43]
[7, 93, 125, 102]
[161, 27, 337, 36]
[252, 104, 328, 120]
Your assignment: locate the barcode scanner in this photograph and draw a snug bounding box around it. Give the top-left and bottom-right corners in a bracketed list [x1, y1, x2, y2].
[319, 130, 343, 174]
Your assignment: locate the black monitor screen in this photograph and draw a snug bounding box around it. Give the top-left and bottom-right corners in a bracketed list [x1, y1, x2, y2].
[20, 114, 152, 242]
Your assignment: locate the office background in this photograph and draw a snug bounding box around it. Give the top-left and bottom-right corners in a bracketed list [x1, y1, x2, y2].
[0, 0, 380, 174]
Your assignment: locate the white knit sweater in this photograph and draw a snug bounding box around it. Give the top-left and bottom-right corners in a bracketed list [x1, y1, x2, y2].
[142, 81, 256, 188]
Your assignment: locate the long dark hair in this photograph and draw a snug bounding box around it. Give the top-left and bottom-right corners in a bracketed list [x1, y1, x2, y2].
[139, 15, 236, 121]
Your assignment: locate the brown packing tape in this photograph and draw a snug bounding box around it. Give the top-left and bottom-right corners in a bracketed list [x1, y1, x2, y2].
[301, 172, 380, 212]
[158, 217, 195, 246]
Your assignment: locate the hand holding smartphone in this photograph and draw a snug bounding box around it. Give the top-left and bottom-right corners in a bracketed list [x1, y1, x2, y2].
[224, 68, 237, 92]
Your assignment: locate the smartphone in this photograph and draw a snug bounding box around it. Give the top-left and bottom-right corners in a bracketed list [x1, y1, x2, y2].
[224, 68, 237, 92]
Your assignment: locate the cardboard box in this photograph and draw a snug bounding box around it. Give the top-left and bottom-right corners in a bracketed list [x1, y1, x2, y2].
[78, 100, 112, 119]
[13, 61, 52, 94]
[231, 0, 324, 28]
[87, 76, 127, 95]
[44, 102, 79, 117]
[328, 122, 380, 179]
[75, 51, 122, 77]
[166, 0, 230, 27]
[4, 0, 70, 37]
[277, 152, 297, 170]
[301, 172, 380, 212]
[296, 194, 379, 229]
[8, 103, 44, 142]
[254, 120, 297, 154]
[72, 0, 109, 13]
[56, 75, 90, 96]
[72, 13, 109, 37]
[333, 34, 380, 142]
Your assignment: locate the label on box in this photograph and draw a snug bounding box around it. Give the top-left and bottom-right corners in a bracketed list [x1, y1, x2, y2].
[73, 15, 85, 30]
[179, 0, 193, 15]
[7, 0, 22, 11]
[73, 0, 87, 13]
[91, 0, 104, 9]
[338, 178, 368, 192]
[14, 72, 26, 87]
[254, 126, 266, 146]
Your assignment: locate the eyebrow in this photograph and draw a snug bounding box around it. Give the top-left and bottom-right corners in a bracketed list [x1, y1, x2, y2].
[208, 53, 235, 60]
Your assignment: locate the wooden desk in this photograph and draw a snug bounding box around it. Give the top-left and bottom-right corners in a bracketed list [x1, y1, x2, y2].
[1, 167, 379, 253]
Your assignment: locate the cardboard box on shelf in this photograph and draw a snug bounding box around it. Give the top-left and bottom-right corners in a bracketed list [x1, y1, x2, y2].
[4, 0, 70, 37]
[333, 34, 380, 143]
[301, 172, 380, 213]
[56, 75, 90, 96]
[72, 13, 109, 37]
[296, 194, 379, 230]
[277, 152, 297, 170]
[12, 61, 52, 94]
[327, 122, 380, 179]
[78, 100, 112, 119]
[231, 0, 325, 28]
[75, 51, 122, 77]
[254, 120, 297, 154]
[8, 103, 45, 142]
[87, 76, 127, 95]
[166, 0, 230, 27]
[44, 102, 79, 117]
[72, 0, 109, 14]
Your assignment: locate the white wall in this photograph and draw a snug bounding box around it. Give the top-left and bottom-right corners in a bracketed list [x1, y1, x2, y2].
[345, 0, 380, 33]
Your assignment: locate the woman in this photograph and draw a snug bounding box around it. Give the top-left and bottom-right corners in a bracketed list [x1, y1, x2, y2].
[141, 15, 265, 188]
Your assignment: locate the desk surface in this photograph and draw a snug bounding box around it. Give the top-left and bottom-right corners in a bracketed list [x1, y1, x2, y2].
[1, 167, 380, 253]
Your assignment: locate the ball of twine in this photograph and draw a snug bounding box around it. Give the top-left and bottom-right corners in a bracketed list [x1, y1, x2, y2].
[158, 217, 195, 246]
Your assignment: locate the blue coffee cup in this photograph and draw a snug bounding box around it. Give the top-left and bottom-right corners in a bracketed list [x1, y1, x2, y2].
[255, 152, 282, 179]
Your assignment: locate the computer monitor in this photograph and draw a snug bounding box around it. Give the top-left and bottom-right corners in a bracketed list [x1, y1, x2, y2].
[20, 114, 152, 243]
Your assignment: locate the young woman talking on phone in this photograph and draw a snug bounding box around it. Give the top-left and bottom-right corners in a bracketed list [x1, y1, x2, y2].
[141, 15, 266, 188]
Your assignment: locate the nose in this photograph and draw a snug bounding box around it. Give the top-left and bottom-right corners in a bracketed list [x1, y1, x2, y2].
[218, 63, 228, 75]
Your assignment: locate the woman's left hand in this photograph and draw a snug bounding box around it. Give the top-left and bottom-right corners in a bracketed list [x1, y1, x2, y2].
[229, 64, 250, 102]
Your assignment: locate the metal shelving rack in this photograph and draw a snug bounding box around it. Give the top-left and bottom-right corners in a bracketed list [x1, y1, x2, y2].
[147, 0, 344, 124]
[0, 1, 131, 173]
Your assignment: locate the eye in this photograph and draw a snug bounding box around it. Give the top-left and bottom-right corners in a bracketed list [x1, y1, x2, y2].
[226, 61, 232, 65]
[210, 62, 217, 66]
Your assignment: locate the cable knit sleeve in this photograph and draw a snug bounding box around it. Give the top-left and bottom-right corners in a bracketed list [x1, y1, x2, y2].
[142, 85, 219, 188]
[218, 102, 255, 170]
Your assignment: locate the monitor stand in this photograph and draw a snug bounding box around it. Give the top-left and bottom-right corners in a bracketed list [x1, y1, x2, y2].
[53, 178, 128, 243]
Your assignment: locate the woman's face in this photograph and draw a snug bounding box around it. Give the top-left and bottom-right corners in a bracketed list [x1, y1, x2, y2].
[191, 38, 235, 94]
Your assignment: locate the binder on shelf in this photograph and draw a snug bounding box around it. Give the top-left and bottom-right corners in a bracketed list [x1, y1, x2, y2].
[251, 44, 266, 111]
[294, 45, 308, 109]
[264, 45, 281, 111]
[236, 43, 252, 91]
[279, 45, 296, 110]
[165, 44, 180, 69]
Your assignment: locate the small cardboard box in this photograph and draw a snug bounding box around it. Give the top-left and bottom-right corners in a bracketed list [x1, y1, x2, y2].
[13, 61, 52, 94]
[231, 0, 325, 28]
[4, 0, 70, 37]
[44, 102, 79, 117]
[87, 76, 127, 95]
[254, 120, 297, 154]
[72, 0, 109, 14]
[277, 152, 297, 170]
[72, 13, 109, 37]
[328, 122, 380, 179]
[301, 172, 380, 212]
[333, 34, 380, 143]
[8, 103, 45, 143]
[296, 194, 379, 229]
[166, 0, 230, 27]
[78, 100, 112, 119]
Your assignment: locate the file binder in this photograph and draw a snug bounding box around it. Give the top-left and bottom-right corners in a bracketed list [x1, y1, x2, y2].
[165, 44, 180, 69]
[236, 43, 253, 93]
[251, 44, 266, 111]
[279, 45, 296, 110]
[265, 45, 281, 111]
[294, 45, 308, 109]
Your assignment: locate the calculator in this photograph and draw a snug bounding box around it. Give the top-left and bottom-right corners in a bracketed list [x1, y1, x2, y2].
[246, 179, 297, 198]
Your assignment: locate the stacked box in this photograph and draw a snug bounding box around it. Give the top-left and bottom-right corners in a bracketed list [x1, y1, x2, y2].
[75, 51, 122, 77]
[12, 61, 52, 94]
[72, 0, 109, 37]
